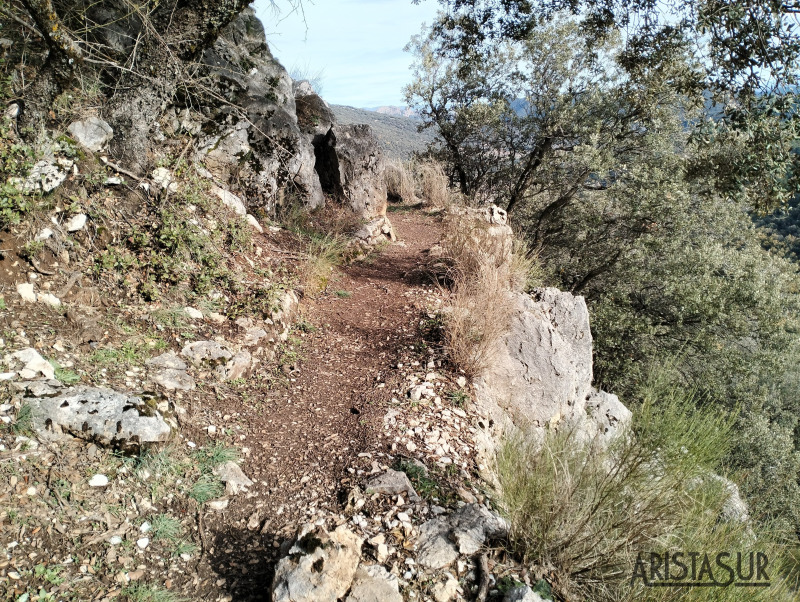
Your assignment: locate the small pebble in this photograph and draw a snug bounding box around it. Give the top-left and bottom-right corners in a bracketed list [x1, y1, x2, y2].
[136, 537, 149, 550]
[89, 474, 109, 487]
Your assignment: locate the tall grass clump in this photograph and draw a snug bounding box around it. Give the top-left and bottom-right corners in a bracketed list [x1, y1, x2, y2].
[385, 160, 417, 203]
[418, 160, 451, 208]
[497, 381, 798, 602]
[444, 261, 514, 378]
[300, 234, 347, 295]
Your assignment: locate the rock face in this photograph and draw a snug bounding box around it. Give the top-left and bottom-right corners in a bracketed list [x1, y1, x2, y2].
[197, 8, 324, 212]
[314, 124, 388, 220]
[475, 288, 594, 428]
[272, 524, 363, 602]
[28, 388, 171, 449]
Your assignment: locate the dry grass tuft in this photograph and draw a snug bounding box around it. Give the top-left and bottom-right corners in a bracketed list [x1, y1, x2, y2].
[443, 261, 514, 378]
[417, 160, 451, 208]
[385, 160, 417, 203]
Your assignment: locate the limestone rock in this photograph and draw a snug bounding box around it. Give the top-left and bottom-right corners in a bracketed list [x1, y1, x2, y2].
[65, 213, 88, 232]
[27, 388, 171, 449]
[218, 350, 252, 381]
[314, 124, 388, 220]
[416, 504, 509, 570]
[345, 564, 402, 602]
[181, 341, 234, 366]
[504, 586, 546, 602]
[199, 8, 324, 211]
[147, 352, 195, 391]
[212, 186, 247, 216]
[16, 283, 37, 303]
[214, 461, 254, 495]
[16, 160, 71, 193]
[9, 348, 55, 380]
[432, 573, 460, 602]
[365, 469, 420, 502]
[67, 117, 113, 152]
[353, 217, 396, 246]
[294, 84, 336, 138]
[475, 288, 594, 428]
[272, 524, 363, 602]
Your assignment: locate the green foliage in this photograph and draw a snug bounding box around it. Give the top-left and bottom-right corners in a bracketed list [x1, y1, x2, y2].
[409, 8, 800, 532]
[8, 403, 33, 435]
[189, 474, 223, 504]
[49, 359, 80, 384]
[150, 514, 182, 542]
[121, 583, 185, 602]
[191, 442, 238, 472]
[497, 384, 796, 601]
[0, 117, 36, 227]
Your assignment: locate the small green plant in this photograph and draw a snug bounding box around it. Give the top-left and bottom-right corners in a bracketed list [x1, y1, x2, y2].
[150, 514, 182, 542]
[446, 390, 469, 407]
[301, 234, 347, 294]
[192, 442, 238, 473]
[19, 240, 44, 261]
[0, 297, 6, 310]
[295, 317, 317, 333]
[33, 564, 64, 585]
[189, 474, 223, 504]
[9, 403, 33, 435]
[395, 459, 441, 500]
[49, 359, 80, 385]
[335, 290, 352, 298]
[172, 540, 198, 557]
[121, 583, 185, 602]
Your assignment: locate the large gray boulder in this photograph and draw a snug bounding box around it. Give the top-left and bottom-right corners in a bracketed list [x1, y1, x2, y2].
[314, 124, 388, 220]
[28, 388, 171, 449]
[475, 288, 594, 428]
[197, 8, 324, 211]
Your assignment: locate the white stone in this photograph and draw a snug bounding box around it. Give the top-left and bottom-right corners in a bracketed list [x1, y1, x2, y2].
[136, 537, 150, 550]
[108, 536, 123, 545]
[211, 186, 247, 216]
[246, 214, 263, 233]
[89, 474, 109, 487]
[36, 228, 54, 241]
[183, 306, 204, 320]
[16, 283, 37, 303]
[207, 498, 230, 511]
[38, 293, 61, 307]
[65, 213, 87, 232]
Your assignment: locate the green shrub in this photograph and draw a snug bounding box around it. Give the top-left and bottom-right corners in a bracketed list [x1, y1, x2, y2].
[497, 385, 796, 601]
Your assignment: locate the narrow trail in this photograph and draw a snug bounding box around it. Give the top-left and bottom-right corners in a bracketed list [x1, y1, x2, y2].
[201, 210, 443, 599]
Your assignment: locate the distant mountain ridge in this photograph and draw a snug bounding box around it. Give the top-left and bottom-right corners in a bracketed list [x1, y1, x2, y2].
[332, 104, 434, 160]
[363, 106, 420, 119]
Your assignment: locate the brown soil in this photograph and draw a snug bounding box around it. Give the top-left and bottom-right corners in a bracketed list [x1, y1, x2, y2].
[0, 208, 463, 602]
[184, 210, 444, 599]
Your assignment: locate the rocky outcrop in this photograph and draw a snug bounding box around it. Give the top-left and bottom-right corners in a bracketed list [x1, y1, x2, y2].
[272, 524, 363, 602]
[314, 124, 389, 220]
[196, 8, 324, 211]
[476, 288, 594, 428]
[415, 504, 509, 570]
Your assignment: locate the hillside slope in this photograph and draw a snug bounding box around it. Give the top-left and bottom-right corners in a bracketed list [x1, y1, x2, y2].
[332, 105, 436, 160]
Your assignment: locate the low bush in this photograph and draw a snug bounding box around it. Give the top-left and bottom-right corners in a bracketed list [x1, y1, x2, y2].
[417, 160, 451, 208]
[497, 382, 797, 601]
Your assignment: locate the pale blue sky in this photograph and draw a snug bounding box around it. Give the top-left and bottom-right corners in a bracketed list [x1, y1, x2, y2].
[252, 0, 440, 107]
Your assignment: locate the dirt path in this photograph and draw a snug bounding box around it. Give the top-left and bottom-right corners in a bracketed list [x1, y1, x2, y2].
[200, 210, 443, 599]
